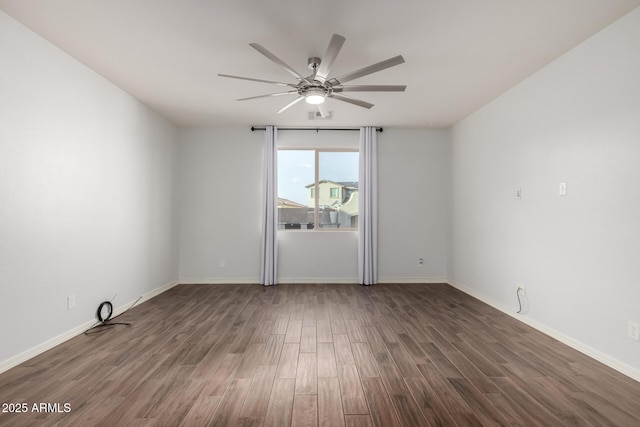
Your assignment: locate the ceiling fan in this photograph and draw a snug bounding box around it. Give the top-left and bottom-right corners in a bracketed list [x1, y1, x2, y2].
[219, 34, 406, 118]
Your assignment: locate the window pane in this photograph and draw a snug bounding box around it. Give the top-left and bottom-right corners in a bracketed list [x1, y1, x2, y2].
[318, 151, 359, 229]
[277, 150, 315, 229]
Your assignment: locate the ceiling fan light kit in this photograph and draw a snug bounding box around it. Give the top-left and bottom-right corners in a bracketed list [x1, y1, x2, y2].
[305, 93, 326, 105]
[219, 34, 406, 117]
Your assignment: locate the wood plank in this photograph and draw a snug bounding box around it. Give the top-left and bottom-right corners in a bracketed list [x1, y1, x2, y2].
[351, 342, 379, 378]
[291, 394, 318, 427]
[317, 342, 338, 378]
[360, 377, 401, 427]
[333, 334, 355, 365]
[284, 320, 303, 344]
[202, 353, 242, 396]
[448, 378, 511, 426]
[316, 309, 333, 343]
[234, 343, 267, 379]
[337, 364, 369, 415]
[303, 306, 317, 327]
[276, 343, 299, 379]
[208, 378, 252, 427]
[404, 376, 460, 427]
[415, 361, 474, 414]
[385, 341, 422, 378]
[295, 352, 317, 395]
[300, 326, 317, 353]
[241, 364, 278, 417]
[180, 396, 223, 427]
[344, 415, 374, 427]
[264, 378, 295, 427]
[260, 334, 285, 366]
[390, 393, 430, 427]
[346, 319, 367, 343]
[318, 377, 345, 427]
[273, 314, 290, 335]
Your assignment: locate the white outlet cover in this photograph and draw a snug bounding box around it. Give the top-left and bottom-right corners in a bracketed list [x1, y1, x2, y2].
[559, 182, 567, 196]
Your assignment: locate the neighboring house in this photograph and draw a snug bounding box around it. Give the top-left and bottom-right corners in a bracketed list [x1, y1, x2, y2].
[277, 181, 360, 229]
[306, 180, 359, 228]
[306, 180, 358, 208]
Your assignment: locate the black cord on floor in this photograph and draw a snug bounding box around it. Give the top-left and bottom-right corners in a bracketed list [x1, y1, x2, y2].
[84, 296, 142, 335]
[516, 288, 522, 314]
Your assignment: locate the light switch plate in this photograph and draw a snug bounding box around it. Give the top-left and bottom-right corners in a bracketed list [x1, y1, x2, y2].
[559, 182, 567, 196]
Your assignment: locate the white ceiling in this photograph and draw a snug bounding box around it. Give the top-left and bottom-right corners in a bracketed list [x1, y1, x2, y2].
[2, 0, 639, 128]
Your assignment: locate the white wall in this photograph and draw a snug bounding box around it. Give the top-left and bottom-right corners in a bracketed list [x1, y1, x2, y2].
[378, 128, 450, 282]
[177, 127, 264, 283]
[450, 7, 640, 374]
[177, 127, 450, 283]
[0, 12, 178, 368]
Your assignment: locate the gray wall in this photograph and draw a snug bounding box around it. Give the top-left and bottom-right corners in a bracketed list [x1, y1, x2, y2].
[450, 7, 640, 375]
[177, 127, 451, 283]
[0, 11, 179, 368]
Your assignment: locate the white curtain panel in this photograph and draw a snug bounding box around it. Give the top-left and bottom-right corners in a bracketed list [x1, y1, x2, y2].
[260, 126, 278, 286]
[358, 126, 378, 285]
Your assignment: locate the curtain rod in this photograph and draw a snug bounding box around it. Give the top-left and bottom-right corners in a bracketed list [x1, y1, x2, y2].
[251, 126, 383, 132]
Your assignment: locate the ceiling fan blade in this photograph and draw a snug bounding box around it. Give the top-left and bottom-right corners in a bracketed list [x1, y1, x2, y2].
[327, 55, 405, 85]
[218, 73, 296, 87]
[329, 93, 374, 109]
[316, 33, 346, 82]
[237, 91, 298, 101]
[334, 85, 406, 92]
[317, 102, 330, 119]
[277, 96, 305, 114]
[249, 43, 310, 84]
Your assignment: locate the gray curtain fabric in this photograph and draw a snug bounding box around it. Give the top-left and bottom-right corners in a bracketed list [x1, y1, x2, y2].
[260, 126, 278, 286]
[358, 127, 378, 285]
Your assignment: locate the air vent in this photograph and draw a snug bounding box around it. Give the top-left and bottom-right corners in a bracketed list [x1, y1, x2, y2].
[308, 111, 332, 120]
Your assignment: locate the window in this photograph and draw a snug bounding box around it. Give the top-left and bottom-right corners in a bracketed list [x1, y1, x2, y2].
[278, 149, 359, 230]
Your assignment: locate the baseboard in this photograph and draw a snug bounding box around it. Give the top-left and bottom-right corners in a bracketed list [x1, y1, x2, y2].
[447, 279, 640, 383]
[278, 277, 358, 284]
[0, 279, 179, 375]
[179, 278, 259, 285]
[378, 277, 449, 284]
[180, 277, 359, 285]
[180, 277, 450, 285]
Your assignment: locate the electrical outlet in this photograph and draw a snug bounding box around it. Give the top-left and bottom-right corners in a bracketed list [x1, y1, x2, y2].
[219, 259, 226, 267]
[67, 295, 76, 310]
[517, 286, 526, 296]
[628, 321, 640, 341]
[418, 258, 424, 266]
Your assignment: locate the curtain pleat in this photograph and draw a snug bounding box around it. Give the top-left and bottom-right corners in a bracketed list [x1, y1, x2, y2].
[358, 127, 378, 285]
[260, 126, 278, 286]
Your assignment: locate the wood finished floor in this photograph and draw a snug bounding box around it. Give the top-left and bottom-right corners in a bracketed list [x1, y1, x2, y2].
[1, 283, 640, 426]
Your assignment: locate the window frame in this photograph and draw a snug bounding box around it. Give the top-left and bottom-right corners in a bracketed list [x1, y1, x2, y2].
[278, 147, 358, 231]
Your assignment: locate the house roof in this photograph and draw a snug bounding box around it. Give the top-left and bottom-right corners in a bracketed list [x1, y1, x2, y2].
[305, 180, 358, 189]
[277, 197, 307, 209]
